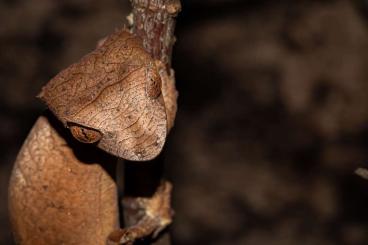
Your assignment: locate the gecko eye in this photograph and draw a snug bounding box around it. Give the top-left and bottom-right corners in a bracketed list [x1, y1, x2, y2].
[68, 123, 102, 144]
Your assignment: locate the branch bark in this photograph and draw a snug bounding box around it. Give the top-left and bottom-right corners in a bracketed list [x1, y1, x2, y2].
[130, 0, 181, 72]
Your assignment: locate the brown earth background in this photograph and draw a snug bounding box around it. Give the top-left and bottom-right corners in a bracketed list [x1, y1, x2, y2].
[2, 0, 368, 244]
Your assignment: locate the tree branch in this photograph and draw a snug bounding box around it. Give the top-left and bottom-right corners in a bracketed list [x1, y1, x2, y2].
[130, 0, 181, 72]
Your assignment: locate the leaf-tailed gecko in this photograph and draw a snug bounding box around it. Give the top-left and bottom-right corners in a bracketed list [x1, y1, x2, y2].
[9, 29, 177, 245]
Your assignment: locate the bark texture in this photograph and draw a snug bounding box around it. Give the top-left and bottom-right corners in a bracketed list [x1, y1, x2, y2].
[131, 0, 181, 71]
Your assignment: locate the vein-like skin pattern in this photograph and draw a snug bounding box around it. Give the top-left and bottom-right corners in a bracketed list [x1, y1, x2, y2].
[9, 115, 119, 245]
[39, 30, 168, 161]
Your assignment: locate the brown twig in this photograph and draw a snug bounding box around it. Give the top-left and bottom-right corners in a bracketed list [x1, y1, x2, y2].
[130, 0, 181, 72]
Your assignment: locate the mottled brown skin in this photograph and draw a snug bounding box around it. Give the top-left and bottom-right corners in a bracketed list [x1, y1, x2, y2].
[107, 182, 172, 245]
[157, 62, 177, 131]
[8, 114, 173, 245]
[38, 30, 175, 161]
[9, 29, 178, 245]
[9, 115, 119, 245]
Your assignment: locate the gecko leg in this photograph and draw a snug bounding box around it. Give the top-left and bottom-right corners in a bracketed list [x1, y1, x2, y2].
[107, 181, 173, 245]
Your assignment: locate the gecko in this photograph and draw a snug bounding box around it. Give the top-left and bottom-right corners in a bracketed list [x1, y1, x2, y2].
[8, 29, 177, 245]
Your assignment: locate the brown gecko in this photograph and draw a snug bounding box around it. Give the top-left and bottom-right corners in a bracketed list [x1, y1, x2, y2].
[9, 29, 177, 245]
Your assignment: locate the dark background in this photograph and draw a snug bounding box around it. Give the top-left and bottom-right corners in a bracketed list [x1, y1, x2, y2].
[2, 0, 368, 244]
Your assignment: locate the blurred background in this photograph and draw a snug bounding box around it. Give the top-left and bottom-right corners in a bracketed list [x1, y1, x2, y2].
[2, 0, 368, 244]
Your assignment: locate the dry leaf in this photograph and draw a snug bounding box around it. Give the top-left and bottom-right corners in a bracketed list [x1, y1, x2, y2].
[9, 114, 119, 245]
[38, 30, 169, 161]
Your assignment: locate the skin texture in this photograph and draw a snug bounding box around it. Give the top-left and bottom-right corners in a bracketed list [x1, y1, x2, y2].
[9, 114, 119, 245]
[9, 28, 177, 245]
[38, 30, 172, 161]
[108, 182, 172, 245]
[158, 62, 177, 131]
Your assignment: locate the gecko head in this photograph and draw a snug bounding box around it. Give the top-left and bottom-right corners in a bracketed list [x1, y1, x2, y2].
[39, 30, 168, 162]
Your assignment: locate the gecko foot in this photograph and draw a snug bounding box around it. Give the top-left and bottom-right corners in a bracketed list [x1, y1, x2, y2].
[107, 181, 173, 244]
